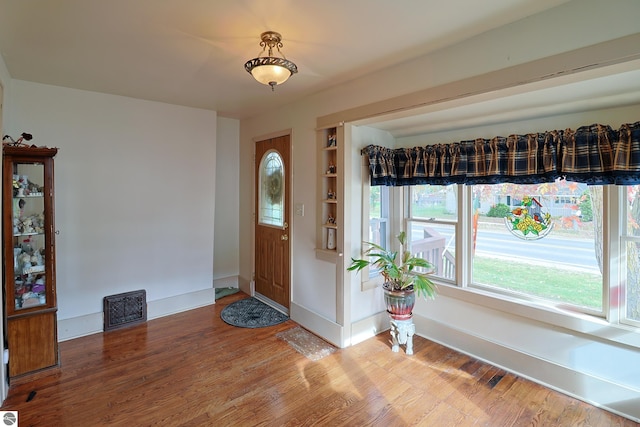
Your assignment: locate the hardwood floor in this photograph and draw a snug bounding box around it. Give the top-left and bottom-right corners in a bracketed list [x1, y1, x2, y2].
[2, 292, 637, 426]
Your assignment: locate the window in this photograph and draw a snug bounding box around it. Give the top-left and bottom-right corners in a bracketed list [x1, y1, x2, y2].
[368, 186, 389, 252]
[404, 180, 628, 318]
[623, 184, 640, 326]
[360, 156, 391, 288]
[364, 185, 390, 282]
[258, 150, 284, 227]
[360, 119, 640, 335]
[407, 184, 457, 281]
[471, 181, 603, 312]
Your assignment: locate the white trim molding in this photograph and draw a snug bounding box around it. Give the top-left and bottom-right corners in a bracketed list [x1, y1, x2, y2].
[290, 301, 345, 348]
[58, 288, 215, 341]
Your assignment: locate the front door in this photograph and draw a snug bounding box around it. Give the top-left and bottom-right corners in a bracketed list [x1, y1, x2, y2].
[254, 135, 291, 310]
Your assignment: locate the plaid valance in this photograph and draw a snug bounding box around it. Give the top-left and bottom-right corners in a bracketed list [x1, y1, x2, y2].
[362, 121, 640, 186]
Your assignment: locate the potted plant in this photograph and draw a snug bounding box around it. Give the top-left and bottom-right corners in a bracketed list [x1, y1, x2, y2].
[348, 231, 437, 320]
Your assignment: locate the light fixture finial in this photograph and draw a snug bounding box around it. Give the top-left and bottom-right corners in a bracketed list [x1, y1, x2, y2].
[244, 31, 298, 91]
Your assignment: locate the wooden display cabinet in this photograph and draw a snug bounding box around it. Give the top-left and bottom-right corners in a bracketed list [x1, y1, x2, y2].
[2, 145, 59, 382]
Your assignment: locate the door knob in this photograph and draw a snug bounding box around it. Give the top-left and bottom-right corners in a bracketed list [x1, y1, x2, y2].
[281, 234, 288, 241]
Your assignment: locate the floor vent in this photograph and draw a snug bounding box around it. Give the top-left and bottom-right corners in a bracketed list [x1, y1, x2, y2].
[487, 374, 504, 389]
[103, 290, 147, 331]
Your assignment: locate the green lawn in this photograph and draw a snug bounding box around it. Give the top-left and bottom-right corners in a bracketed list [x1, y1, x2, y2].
[473, 256, 602, 309]
[413, 205, 602, 310]
[412, 204, 454, 219]
[400, 203, 603, 309]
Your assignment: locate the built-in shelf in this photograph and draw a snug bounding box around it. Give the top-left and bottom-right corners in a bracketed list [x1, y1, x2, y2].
[316, 126, 342, 260]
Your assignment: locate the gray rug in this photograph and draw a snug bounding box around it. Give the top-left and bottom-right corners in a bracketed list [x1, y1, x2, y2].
[276, 326, 337, 361]
[220, 297, 288, 328]
[215, 287, 239, 300]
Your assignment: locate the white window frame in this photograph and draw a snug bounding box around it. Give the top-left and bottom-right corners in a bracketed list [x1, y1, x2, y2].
[399, 183, 640, 343]
[405, 184, 459, 284]
[359, 158, 393, 290]
[620, 185, 640, 328]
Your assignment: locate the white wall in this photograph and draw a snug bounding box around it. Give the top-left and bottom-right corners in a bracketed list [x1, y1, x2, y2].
[348, 125, 393, 322]
[5, 80, 218, 339]
[214, 117, 240, 286]
[239, 0, 640, 421]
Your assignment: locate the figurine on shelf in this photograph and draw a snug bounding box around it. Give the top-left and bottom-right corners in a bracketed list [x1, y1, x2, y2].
[20, 239, 33, 254]
[31, 276, 45, 294]
[327, 228, 336, 250]
[12, 180, 20, 197]
[327, 189, 335, 200]
[30, 248, 43, 268]
[327, 164, 336, 174]
[327, 134, 337, 147]
[21, 218, 34, 234]
[13, 248, 21, 270]
[21, 292, 41, 308]
[327, 214, 336, 225]
[2, 132, 33, 147]
[27, 179, 43, 196]
[18, 252, 32, 273]
[32, 213, 45, 233]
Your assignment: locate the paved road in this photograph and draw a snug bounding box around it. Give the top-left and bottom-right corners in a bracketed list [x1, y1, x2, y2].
[411, 223, 600, 273]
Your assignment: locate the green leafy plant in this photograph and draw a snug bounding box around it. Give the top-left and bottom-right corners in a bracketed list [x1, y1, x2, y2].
[348, 231, 437, 299]
[579, 190, 593, 222]
[487, 203, 511, 218]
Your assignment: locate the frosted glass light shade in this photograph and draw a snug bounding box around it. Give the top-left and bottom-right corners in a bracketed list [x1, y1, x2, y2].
[244, 56, 297, 88]
[251, 64, 292, 86]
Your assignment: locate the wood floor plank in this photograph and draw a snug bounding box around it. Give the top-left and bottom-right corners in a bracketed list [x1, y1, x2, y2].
[1, 292, 637, 426]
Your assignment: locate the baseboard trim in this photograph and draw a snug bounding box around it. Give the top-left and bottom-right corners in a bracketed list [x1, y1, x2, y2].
[147, 288, 215, 320]
[350, 311, 389, 345]
[412, 314, 640, 423]
[58, 288, 215, 342]
[290, 301, 345, 348]
[58, 312, 103, 342]
[213, 275, 239, 289]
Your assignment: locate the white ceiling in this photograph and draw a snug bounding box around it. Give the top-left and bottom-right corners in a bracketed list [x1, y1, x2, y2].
[0, 0, 571, 120]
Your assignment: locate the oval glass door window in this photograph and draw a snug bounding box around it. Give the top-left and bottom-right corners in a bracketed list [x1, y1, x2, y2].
[259, 150, 285, 227]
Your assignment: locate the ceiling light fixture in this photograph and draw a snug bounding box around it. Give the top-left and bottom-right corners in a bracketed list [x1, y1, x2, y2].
[244, 31, 298, 91]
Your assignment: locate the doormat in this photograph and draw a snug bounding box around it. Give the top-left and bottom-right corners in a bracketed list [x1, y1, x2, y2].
[215, 287, 240, 300]
[276, 326, 337, 361]
[220, 297, 288, 328]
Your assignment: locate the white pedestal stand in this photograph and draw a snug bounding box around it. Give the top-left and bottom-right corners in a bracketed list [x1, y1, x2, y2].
[390, 317, 415, 355]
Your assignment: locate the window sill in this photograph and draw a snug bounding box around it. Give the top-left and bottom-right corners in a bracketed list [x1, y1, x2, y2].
[435, 282, 640, 349]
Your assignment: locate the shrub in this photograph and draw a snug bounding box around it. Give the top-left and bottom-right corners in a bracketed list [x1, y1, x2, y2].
[579, 190, 593, 222]
[487, 203, 511, 218]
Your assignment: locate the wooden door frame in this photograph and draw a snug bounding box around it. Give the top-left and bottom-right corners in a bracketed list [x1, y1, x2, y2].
[251, 129, 293, 311]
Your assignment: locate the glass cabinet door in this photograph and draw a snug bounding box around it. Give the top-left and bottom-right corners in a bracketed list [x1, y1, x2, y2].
[10, 161, 50, 311]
